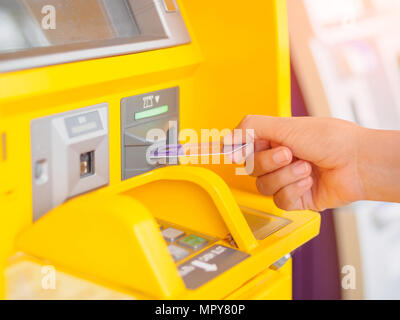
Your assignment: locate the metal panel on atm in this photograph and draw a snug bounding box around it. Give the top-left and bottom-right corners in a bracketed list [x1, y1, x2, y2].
[121, 87, 179, 180]
[0, 0, 191, 72]
[31, 104, 109, 221]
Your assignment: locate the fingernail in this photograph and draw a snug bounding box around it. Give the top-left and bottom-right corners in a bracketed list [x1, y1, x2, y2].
[293, 161, 310, 176]
[273, 149, 291, 164]
[298, 177, 312, 187]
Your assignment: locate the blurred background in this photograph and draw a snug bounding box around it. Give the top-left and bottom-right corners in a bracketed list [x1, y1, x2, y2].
[289, 0, 400, 300]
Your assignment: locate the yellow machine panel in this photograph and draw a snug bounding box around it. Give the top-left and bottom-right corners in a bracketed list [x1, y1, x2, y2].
[0, 0, 320, 300]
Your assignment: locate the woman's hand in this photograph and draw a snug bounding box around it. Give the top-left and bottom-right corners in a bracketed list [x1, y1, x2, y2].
[228, 116, 368, 211]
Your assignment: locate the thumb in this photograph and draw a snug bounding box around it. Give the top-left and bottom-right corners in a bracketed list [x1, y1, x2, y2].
[223, 115, 294, 163]
[224, 115, 314, 163]
[234, 115, 295, 144]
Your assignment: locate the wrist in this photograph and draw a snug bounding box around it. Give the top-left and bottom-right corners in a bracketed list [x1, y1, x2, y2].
[357, 127, 400, 202]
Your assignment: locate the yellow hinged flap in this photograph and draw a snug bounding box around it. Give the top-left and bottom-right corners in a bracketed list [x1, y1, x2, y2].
[15, 166, 259, 299]
[16, 193, 185, 299]
[115, 166, 258, 252]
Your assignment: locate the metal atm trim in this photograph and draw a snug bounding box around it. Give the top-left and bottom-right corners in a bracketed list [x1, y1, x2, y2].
[0, 0, 191, 73]
[31, 103, 110, 221]
[121, 86, 179, 180]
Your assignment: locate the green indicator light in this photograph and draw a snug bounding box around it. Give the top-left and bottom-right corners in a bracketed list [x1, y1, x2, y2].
[135, 105, 169, 120]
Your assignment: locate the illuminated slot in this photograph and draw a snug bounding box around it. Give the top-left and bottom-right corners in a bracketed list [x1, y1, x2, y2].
[80, 151, 94, 178]
[134, 105, 168, 120]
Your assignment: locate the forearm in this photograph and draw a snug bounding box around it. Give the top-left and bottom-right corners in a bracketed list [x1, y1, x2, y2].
[358, 128, 400, 203]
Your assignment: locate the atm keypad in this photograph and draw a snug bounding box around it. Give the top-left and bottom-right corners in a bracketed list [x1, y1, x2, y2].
[178, 235, 208, 250]
[168, 245, 190, 262]
[158, 221, 216, 263]
[162, 228, 186, 242]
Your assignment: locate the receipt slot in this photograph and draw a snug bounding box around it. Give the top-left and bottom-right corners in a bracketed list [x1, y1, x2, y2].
[0, 0, 320, 300]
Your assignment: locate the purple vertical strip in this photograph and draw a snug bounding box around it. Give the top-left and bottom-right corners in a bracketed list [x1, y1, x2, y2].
[290, 63, 342, 300]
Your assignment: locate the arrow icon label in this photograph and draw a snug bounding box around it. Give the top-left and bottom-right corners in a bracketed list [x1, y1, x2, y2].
[191, 260, 218, 272]
[178, 245, 250, 290]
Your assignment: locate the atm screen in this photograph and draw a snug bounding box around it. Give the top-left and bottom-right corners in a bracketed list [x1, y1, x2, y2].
[0, 0, 190, 72]
[0, 0, 141, 54]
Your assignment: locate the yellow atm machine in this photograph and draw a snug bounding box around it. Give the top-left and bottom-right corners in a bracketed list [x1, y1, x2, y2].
[0, 0, 320, 299]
